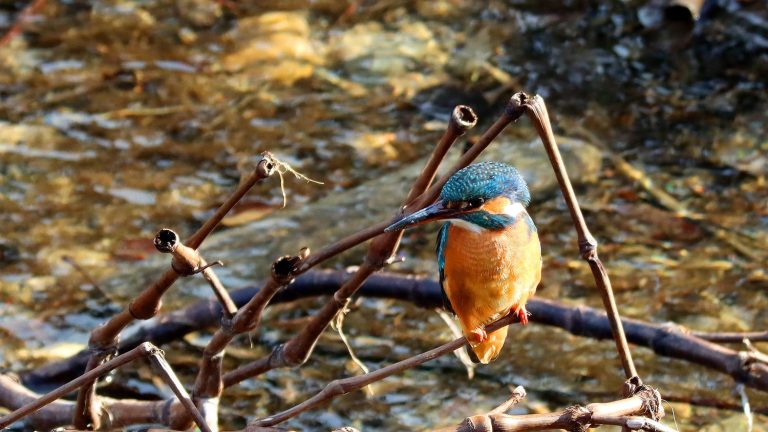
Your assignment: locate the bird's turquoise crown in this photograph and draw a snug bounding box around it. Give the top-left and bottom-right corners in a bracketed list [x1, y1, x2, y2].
[441, 162, 530, 205]
[440, 162, 532, 231]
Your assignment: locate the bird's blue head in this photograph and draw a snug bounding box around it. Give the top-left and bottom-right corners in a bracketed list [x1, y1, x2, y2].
[439, 162, 530, 207]
[386, 162, 532, 232]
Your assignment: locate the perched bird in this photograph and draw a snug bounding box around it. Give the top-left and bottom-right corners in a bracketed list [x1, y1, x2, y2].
[386, 162, 541, 363]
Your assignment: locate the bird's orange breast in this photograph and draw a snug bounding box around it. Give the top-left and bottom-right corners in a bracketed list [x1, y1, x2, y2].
[442, 215, 541, 362]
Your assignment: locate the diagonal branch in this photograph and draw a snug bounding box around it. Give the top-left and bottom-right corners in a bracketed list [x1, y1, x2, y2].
[523, 94, 638, 382]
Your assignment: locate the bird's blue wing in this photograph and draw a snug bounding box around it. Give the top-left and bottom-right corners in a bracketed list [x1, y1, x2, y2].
[436, 223, 455, 314]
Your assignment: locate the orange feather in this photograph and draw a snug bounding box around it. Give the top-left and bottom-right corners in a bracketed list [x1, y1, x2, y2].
[442, 203, 541, 364]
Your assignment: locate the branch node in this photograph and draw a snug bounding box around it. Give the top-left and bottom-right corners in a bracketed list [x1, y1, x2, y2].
[564, 405, 591, 432]
[636, 384, 665, 421]
[271, 247, 310, 285]
[622, 375, 643, 398]
[155, 228, 222, 277]
[578, 236, 598, 260]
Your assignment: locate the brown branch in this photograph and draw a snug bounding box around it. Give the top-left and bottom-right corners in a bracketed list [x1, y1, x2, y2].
[442, 386, 666, 432]
[0, 343, 210, 432]
[73, 153, 277, 429]
[226, 95, 526, 386]
[523, 94, 638, 381]
[248, 311, 523, 428]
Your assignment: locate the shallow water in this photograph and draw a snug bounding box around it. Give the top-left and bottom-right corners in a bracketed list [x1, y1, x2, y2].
[1, 0, 767, 430]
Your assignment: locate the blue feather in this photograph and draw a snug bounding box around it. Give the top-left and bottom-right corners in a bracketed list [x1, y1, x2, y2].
[436, 223, 454, 314]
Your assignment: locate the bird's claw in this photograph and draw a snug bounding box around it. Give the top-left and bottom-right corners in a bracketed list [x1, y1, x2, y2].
[516, 307, 529, 325]
[468, 328, 488, 343]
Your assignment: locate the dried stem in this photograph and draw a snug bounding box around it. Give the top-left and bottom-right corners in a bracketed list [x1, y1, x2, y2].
[73, 153, 276, 428]
[248, 311, 522, 428]
[0, 343, 210, 432]
[523, 94, 638, 381]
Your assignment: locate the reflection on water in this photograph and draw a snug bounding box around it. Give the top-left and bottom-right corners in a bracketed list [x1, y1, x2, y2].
[0, 0, 766, 430]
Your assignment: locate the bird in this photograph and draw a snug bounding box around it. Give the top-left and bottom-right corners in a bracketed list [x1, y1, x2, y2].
[386, 162, 541, 364]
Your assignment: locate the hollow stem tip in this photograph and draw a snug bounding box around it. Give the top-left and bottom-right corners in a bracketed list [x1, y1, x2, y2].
[154, 228, 180, 253]
[451, 105, 478, 132]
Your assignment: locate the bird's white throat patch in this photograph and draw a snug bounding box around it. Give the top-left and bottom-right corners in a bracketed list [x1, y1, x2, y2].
[448, 218, 485, 233]
[503, 202, 525, 218]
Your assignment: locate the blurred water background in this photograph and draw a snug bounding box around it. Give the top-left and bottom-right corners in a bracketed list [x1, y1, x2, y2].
[0, 0, 766, 430]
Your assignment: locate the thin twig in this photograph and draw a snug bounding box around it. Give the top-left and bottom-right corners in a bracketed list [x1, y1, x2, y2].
[523, 94, 638, 381]
[331, 299, 373, 396]
[436, 308, 475, 379]
[743, 339, 768, 365]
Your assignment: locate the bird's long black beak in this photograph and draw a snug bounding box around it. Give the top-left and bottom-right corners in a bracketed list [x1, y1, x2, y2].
[385, 201, 463, 232]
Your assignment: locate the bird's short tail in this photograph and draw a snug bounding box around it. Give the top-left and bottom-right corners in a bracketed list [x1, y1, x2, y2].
[467, 326, 509, 364]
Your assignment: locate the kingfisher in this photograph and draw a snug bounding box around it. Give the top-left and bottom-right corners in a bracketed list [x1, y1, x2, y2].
[386, 162, 541, 364]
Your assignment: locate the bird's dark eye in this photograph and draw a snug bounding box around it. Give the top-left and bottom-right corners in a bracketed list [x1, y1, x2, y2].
[468, 198, 484, 208]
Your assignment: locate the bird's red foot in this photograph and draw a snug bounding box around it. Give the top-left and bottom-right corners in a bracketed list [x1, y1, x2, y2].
[468, 328, 488, 343]
[516, 307, 529, 325]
